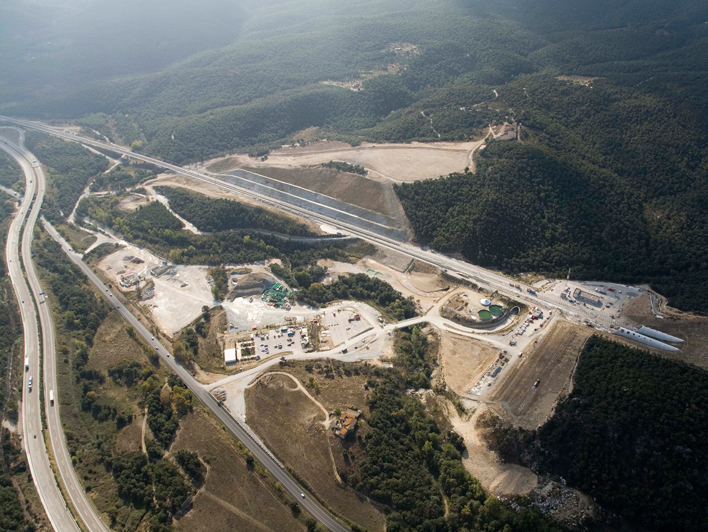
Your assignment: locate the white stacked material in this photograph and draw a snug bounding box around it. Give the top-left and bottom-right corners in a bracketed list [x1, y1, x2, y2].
[614, 328, 679, 352]
[638, 326, 683, 343]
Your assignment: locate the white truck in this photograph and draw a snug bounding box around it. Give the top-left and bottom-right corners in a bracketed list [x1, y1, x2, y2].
[49, 390, 54, 406]
[25, 357, 29, 371]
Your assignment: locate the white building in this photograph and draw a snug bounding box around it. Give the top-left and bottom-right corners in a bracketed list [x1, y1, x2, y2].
[224, 348, 237, 365]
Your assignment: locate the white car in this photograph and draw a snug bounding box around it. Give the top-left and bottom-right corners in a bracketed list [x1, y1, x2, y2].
[28, 376, 33, 390]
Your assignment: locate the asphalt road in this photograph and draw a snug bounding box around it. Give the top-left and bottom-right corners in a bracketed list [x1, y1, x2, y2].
[42, 222, 352, 532]
[2, 127, 350, 532]
[0, 137, 82, 532]
[0, 116, 600, 330]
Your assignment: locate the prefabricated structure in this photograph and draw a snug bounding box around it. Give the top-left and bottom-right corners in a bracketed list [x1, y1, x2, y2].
[224, 348, 237, 366]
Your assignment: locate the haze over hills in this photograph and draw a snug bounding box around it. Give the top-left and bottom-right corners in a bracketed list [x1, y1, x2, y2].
[3, 2, 708, 532]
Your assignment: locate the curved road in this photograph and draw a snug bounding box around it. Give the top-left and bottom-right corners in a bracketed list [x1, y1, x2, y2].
[1, 137, 83, 531]
[5, 135, 350, 532]
[42, 221, 352, 532]
[0, 115, 598, 329]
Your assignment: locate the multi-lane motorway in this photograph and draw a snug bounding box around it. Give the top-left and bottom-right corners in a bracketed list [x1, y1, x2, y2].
[1, 130, 351, 531]
[0, 116, 599, 327]
[1, 136, 85, 532]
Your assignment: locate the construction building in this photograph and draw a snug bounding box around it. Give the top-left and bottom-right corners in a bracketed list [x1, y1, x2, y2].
[332, 408, 361, 439]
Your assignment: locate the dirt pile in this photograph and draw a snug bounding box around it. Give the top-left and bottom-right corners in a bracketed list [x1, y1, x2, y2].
[227, 272, 275, 299]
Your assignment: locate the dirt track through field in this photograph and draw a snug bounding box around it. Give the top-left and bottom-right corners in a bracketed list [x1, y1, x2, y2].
[491, 321, 591, 429]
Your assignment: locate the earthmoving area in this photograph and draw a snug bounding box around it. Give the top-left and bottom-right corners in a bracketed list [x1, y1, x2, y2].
[490, 320, 593, 430]
[439, 333, 500, 396]
[204, 138, 483, 183]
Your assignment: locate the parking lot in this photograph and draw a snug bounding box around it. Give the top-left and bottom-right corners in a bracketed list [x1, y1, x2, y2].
[321, 309, 372, 348]
[252, 326, 307, 357]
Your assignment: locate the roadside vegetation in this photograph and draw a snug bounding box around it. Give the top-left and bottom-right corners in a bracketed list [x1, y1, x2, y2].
[484, 336, 708, 532]
[76, 194, 350, 266]
[155, 186, 315, 236]
[0, 150, 24, 194]
[32, 229, 199, 532]
[24, 133, 108, 222]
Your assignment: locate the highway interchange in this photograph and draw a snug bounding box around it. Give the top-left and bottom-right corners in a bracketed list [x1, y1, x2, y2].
[0, 117, 620, 532]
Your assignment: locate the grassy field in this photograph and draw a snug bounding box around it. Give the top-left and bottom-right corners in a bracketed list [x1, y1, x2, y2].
[246, 368, 385, 532]
[55, 222, 97, 253]
[171, 408, 302, 532]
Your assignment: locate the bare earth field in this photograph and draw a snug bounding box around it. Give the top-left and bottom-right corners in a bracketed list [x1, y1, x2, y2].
[440, 333, 499, 396]
[206, 139, 483, 182]
[246, 374, 385, 532]
[491, 320, 592, 430]
[242, 165, 398, 218]
[622, 293, 708, 369]
[172, 408, 301, 532]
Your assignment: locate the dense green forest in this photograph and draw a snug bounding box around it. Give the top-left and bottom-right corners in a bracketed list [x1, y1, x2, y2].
[395, 75, 708, 311]
[347, 327, 564, 532]
[24, 133, 108, 222]
[296, 273, 418, 322]
[155, 186, 314, 236]
[486, 336, 708, 532]
[5, 0, 706, 165]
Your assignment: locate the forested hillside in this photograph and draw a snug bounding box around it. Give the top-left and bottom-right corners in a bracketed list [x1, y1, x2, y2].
[5, 0, 707, 164]
[486, 336, 708, 532]
[395, 75, 708, 311]
[155, 186, 314, 236]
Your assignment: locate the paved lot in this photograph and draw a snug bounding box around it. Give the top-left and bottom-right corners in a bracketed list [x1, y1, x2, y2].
[321, 309, 372, 347]
[252, 326, 307, 357]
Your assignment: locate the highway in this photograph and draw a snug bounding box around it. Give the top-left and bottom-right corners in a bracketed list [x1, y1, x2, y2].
[2, 128, 351, 532]
[41, 221, 352, 532]
[0, 116, 599, 328]
[1, 137, 83, 531]
[0, 116, 611, 532]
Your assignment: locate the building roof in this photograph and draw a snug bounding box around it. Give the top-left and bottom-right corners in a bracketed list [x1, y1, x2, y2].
[224, 348, 237, 364]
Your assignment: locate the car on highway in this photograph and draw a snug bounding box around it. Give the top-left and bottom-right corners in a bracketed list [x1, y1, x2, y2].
[28, 376, 33, 391]
[533, 379, 540, 388]
[301, 493, 305, 498]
